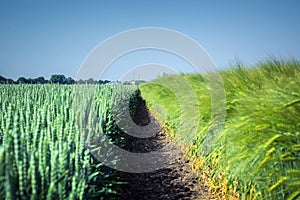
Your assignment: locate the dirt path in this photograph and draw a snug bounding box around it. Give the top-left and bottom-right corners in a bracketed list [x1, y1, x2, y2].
[117, 97, 212, 200]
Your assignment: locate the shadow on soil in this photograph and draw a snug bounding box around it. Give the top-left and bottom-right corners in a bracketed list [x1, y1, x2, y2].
[116, 95, 209, 200]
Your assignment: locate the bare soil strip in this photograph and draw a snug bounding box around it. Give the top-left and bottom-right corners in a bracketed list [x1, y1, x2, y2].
[117, 97, 212, 200]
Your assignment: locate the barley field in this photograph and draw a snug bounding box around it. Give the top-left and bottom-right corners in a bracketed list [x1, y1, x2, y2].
[140, 59, 300, 199]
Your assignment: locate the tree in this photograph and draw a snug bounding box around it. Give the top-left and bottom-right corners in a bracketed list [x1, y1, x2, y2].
[6, 79, 15, 84]
[86, 78, 95, 84]
[66, 77, 75, 84]
[50, 74, 67, 84]
[99, 80, 110, 84]
[0, 75, 15, 84]
[17, 77, 28, 84]
[35, 77, 47, 84]
[77, 79, 84, 84]
[27, 78, 35, 84]
[0, 75, 7, 83]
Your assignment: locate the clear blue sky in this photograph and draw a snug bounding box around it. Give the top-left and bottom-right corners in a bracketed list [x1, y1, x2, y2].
[0, 0, 300, 81]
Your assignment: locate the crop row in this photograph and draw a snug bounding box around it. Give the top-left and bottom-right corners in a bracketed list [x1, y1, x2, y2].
[0, 84, 138, 199]
[140, 59, 300, 199]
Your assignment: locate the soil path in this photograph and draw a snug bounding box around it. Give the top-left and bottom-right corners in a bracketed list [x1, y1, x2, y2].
[117, 97, 212, 200]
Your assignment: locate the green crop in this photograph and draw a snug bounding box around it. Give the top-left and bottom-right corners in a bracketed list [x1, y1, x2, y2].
[0, 84, 137, 199]
[140, 59, 300, 199]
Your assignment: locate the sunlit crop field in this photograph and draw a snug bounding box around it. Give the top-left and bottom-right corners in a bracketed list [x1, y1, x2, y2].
[0, 84, 137, 199]
[140, 59, 300, 199]
[1, 59, 299, 200]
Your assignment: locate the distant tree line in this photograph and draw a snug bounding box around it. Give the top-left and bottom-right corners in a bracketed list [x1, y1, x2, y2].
[0, 74, 111, 84]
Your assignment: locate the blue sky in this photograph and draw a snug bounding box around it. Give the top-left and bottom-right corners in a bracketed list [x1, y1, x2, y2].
[0, 0, 299, 81]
